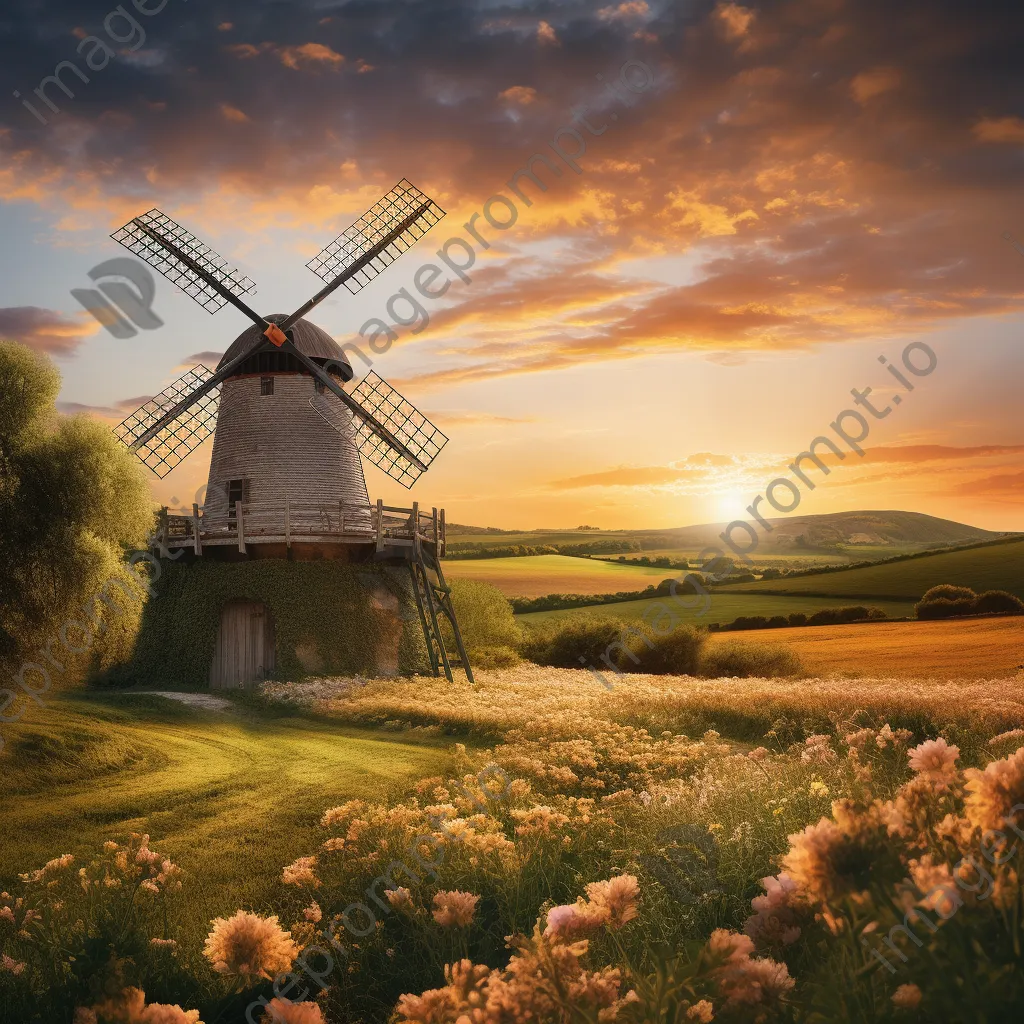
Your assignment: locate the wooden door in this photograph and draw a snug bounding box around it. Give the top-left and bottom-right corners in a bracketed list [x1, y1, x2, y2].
[209, 600, 276, 689]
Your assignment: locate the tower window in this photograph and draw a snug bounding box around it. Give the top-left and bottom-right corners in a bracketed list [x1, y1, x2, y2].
[260, 376, 274, 396]
[226, 479, 250, 519]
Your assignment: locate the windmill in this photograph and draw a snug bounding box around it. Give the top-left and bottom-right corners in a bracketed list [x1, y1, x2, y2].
[109, 179, 472, 686]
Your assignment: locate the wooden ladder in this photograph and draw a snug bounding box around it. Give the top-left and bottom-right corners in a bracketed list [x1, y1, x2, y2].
[409, 543, 474, 684]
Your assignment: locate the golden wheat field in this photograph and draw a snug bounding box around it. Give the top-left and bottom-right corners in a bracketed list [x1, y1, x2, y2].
[708, 616, 1024, 680]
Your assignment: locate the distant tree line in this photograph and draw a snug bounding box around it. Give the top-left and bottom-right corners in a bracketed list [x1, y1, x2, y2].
[446, 540, 642, 560]
[510, 577, 708, 614]
[718, 606, 889, 631]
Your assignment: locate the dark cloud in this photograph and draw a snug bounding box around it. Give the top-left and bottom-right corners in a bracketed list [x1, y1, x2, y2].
[0, 306, 95, 355]
[180, 350, 224, 366]
[2, 0, 1023, 373]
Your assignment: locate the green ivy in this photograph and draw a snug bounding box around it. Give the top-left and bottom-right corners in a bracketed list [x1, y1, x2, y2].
[100, 558, 429, 687]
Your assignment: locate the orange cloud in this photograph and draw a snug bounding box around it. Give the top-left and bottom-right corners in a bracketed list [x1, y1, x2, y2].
[598, 2, 651, 22]
[955, 471, 1024, 500]
[537, 21, 560, 46]
[0, 307, 98, 357]
[279, 42, 345, 70]
[973, 116, 1024, 143]
[499, 85, 539, 106]
[850, 67, 901, 104]
[713, 2, 756, 40]
[220, 103, 248, 123]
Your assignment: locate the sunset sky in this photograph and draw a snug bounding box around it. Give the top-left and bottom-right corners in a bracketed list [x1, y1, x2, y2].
[1, 0, 1022, 531]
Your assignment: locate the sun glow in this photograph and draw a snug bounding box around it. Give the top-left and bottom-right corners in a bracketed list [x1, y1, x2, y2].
[714, 490, 751, 523]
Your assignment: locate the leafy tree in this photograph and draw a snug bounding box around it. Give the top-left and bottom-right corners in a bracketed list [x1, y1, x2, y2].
[0, 342, 154, 681]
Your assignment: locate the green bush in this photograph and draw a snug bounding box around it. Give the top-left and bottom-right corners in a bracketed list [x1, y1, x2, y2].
[522, 615, 628, 668]
[787, 612, 808, 626]
[916, 596, 976, 620]
[972, 590, 1024, 615]
[806, 605, 885, 626]
[915, 585, 1024, 620]
[445, 580, 522, 666]
[920, 584, 977, 603]
[699, 640, 803, 678]
[730, 615, 770, 631]
[625, 625, 707, 675]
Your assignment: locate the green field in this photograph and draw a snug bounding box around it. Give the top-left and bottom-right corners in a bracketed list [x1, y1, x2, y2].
[1, 693, 447, 941]
[717, 537, 1024, 601]
[444, 553, 674, 597]
[516, 593, 918, 626]
[594, 544, 921, 569]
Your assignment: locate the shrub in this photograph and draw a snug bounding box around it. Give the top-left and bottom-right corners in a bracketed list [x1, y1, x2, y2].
[972, 590, 1024, 615]
[447, 580, 522, 665]
[920, 584, 977, 603]
[699, 640, 803, 678]
[522, 619, 708, 676]
[521, 616, 628, 668]
[787, 612, 808, 626]
[916, 587, 1024, 620]
[767, 615, 789, 628]
[916, 597, 976, 620]
[730, 615, 770, 631]
[806, 605, 884, 626]
[624, 625, 707, 675]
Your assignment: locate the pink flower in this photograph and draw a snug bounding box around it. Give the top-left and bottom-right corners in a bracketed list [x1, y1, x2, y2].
[282, 857, 319, 888]
[1, 953, 26, 975]
[892, 983, 922, 1009]
[260, 999, 326, 1024]
[432, 890, 479, 927]
[907, 738, 959, 786]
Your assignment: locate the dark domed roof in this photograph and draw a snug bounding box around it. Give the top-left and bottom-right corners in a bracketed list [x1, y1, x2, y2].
[217, 315, 351, 374]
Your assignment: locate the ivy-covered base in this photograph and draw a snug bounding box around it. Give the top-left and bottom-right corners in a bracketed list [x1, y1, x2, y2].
[100, 558, 430, 688]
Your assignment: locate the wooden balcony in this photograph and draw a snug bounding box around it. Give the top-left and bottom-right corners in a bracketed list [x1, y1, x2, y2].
[154, 499, 447, 558]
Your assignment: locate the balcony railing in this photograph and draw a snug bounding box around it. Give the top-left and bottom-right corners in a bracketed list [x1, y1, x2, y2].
[156, 499, 446, 557]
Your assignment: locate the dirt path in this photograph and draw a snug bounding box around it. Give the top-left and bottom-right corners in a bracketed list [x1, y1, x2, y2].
[132, 691, 232, 711]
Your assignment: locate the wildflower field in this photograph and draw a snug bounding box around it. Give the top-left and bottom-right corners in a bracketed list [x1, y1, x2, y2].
[3, 663, 1024, 1023]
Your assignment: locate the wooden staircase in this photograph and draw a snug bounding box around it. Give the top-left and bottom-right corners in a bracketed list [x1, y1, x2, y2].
[409, 541, 474, 684]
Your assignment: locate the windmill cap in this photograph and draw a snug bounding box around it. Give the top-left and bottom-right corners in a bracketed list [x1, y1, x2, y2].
[217, 315, 353, 379]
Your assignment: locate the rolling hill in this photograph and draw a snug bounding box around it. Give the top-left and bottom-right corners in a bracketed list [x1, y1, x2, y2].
[447, 510, 1008, 555]
[717, 536, 1024, 601]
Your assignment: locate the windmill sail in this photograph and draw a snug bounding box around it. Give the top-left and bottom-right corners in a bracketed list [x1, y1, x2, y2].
[114, 366, 220, 478]
[111, 210, 257, 314]
[345, 372, 448, 487]
[306, 180, 445, 295]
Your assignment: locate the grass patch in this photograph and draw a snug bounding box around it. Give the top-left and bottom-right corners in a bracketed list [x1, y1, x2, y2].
[0, 691, 448, 945]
